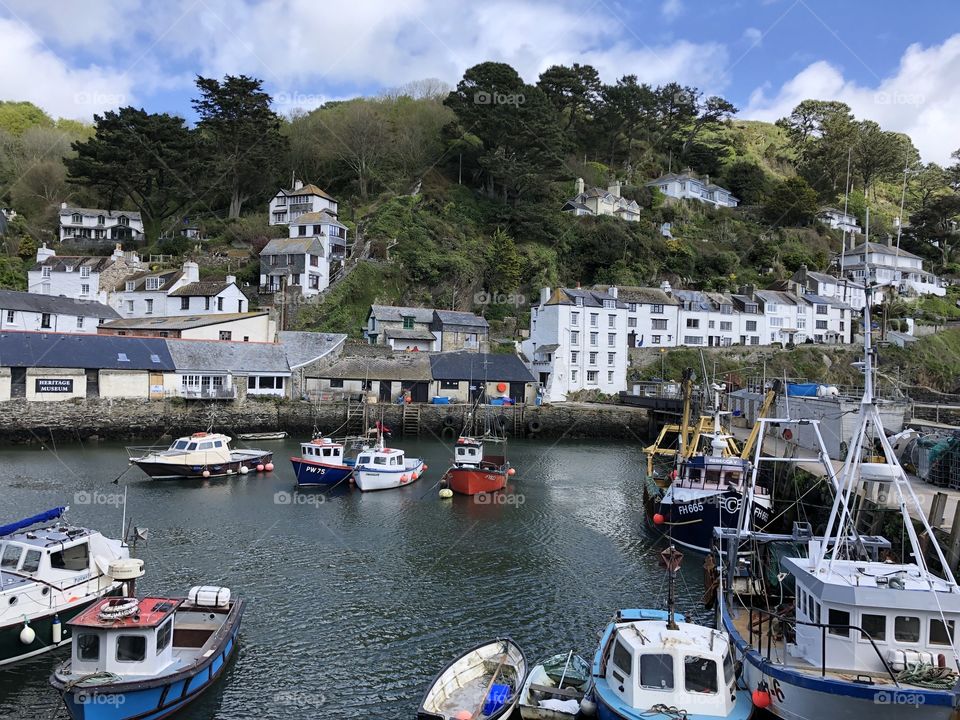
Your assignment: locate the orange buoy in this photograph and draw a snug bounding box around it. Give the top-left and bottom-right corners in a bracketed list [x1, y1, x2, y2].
[256, 464, 265, 472]
[752, 689, 772, 709]
[653, 513, 665, 525]
[496, 382, 507, 392]
[265, 462, 274, 471]
[507, 468, 516, 476]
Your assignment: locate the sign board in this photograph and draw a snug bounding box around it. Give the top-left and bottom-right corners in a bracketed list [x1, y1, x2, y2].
[35, 378, 74, 393]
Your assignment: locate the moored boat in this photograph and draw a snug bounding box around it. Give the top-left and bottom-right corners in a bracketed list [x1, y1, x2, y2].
[0, 507, 144, 667]
[127, 432, 274, 480]
[353, 436, 425, 492]
[443, 436, 512, 496]
[418, 637, 528, 720]
[518, 651, 593, 720]
[50, 585, 244, 720]
[290, 436, 355, 487]
[236, 431, 288, 441]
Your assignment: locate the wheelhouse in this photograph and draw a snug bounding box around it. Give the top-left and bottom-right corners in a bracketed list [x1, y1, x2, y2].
[356, 448, 406, 469]
[300, 438, 344, 465]
[454, 438, 483, 467]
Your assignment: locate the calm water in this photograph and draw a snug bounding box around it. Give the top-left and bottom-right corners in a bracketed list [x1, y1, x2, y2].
[0, 435, 707, 719]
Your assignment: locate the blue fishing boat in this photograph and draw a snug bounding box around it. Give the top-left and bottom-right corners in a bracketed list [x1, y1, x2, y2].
[290, 436, 356, 487]
[50, 586, 243, 720]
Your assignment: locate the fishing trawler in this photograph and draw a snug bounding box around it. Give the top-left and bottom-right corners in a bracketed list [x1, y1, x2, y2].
[290, 435, 356, 487]
[442, 401, 514, 496]
[353, 433, 426, 492]
[0, 507, 143, 666]
[714, 274, 960, 720]
[127, 431, 274, 480]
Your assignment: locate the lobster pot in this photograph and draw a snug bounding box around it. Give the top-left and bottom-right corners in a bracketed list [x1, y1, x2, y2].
[188, 586, 232, 608]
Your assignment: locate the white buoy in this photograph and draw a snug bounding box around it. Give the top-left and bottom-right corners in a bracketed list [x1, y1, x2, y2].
[239, 465, 249, 474]
[439, 488, 454, 499]
[19, 623, 35, 645]
[52, 615, 61, 644]
[579, 697, 597, 716]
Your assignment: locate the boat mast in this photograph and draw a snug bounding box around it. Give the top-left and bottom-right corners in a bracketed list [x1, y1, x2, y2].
[661, 545, 683, 630]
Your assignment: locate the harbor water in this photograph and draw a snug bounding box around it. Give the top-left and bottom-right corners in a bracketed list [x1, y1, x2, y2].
[0, 436, 708, 719]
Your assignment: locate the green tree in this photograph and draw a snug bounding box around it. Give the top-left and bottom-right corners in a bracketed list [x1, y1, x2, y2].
[853, 121, 912, 197]
[908, 194, 960, 267]
[484, 227, 522, 296]
[536, 63, 601, 132]
[777, 100, 856, 195]
[66, 107, 203, 241]
[722, 160, 769, 204]
[0, 256, 25, 290]
[763, 176, 819, 227]
[0, 101, 53, 136]
[192, 75, 287, 218]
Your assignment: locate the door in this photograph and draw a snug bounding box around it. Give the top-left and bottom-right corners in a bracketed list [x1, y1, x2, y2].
[149, 372, 164, 400]
[469, 382, 484, 402]
[10, 368, 26, 398]
[85, 369, 99, 398]
[407, 382, 429, 403]
[379, 381, 393, 403]
[508, 382, 526, 404]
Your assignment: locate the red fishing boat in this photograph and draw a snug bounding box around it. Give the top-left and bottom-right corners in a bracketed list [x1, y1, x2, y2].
[443, 435, 513, 495]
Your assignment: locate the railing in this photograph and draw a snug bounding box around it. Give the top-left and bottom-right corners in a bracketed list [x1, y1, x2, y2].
[179, 387, 236, 400]
[746, 606, 898, 685]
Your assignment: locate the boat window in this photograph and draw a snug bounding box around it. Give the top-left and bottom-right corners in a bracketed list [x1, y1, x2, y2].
[684, 656, 718, 694]
[861, 614, 886, 642]
[374, 457, 387, 465]
[895, 616, 920, 643]
[21, 549, 41, 573]
[723, 651, 734, 686]
[0, 544, 21, 569]
[173, 440, 189, 450]
[827, 608, 850, 637]
[931, 619, 955, 646]
[199, 442, 214, 450]
[116, 635, 146, 662]
[323, 448, 332, 457]
[640, 654, 673, 690]
[77, 634, 100, 661]
[705, 470, 722, 486]
[612, 640, 632, 675]
[358, 456, 371, 464]
[214, 441, 224, 448]
[50, 542, 89, 571]
[187, 443, 198, 451]
[813, 601, 820, 624]
[156, 620, 172, 654]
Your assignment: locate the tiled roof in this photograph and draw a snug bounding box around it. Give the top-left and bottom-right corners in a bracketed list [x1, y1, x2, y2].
[278, 184, 337, 202]
[166, 338, 290, 374]
[0, 290, 119, 318]
[59, 207, 142, 221]
[593, 285, 679, 305]
[168, 280, 237, 297]
[114, 269, 183, 292]
[429, 351, 534, 383]
[261, 237, 325, 255]
[30, 255, 120, 273]
[289, 210, 347, 228]
[384, 327, 437, 341]
[318, 353, 433, 381]
[433, 310, 489, 328]
[846, 241, 921, 260]
[544, 288, 627, 309]
[99, 312, 266, 331]
[368, 305, 435, 323]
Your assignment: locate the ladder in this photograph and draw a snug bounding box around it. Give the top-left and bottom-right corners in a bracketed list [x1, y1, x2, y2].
[402, 404, 421, 436]
[346, 399, 366, 434]
[513, 404, 524, 437]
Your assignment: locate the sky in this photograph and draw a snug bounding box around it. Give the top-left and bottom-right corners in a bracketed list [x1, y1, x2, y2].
[2, 0, 960, 163]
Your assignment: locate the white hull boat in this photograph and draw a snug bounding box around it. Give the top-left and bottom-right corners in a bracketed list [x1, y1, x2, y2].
[353, 440, 425, 492]
[518, 652, 592, 720]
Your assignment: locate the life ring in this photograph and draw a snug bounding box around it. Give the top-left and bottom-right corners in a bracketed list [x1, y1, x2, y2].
[783, 429, 793, 441]
[496, 382, 507, 393]
[440, 426, 457, 440]
[442, 415, 457, 428]
[526, 418, 542, 434]
[99, 598, 139, 621]
[192, 432, 208, 437]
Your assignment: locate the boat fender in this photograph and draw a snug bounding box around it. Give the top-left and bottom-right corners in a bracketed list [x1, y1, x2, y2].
[783, 429, 793, 440]
[579, 697, 597, 716]
[257, 464, 265, 472]
[441, 426, 458, 440]
[526, 418, 542, 434]
[202, 470, 211, 478]
[19, 622, 35, 645]
[239, 466, 249, 474]
[889, 576, 905, 590]
[265, 463, 274, 471]
[442, 415, 457, 428]
[752, 682, 772, 709]
[507, 467, 516, 476]
[439, 488, 454, 499]
[52, 615, 61, 644]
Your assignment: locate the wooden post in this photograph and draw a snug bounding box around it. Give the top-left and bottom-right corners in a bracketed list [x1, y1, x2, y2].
[929, 492, 948, 528]
[947, 499, 960, 572]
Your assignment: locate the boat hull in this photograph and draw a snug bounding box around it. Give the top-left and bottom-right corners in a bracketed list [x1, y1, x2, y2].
[355, 459, 424, 492]
[445, 466, 508, 495]
[52, 601, 244, 720]
[649, 487, 772, 554]
[132, 453, 273, 480]
[290, 458, 353, 487]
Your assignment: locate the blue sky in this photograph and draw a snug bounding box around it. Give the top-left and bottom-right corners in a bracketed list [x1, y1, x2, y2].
[2, 0, 959, 162]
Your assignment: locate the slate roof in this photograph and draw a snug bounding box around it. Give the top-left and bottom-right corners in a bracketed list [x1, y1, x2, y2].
[59, 207, 142, 221]
[430, 352, 534, 383]
[0, 290, 119, 319]
[592, 285, 679, 306]
[318, 354, 433, 381]
[671, 289, 728, 311]
[260, 237, 325, 256]
[289, 210, 347, 229]
[384, 328, 437, 341]
[281, 184, 337, 202]
[99, 312, 268, 331]
[561, 200, 592, 213]
[754, 290, 800, 306]
[168, 280, 237, 297]
[368, 305, 435, 323]
[277, 331, 347, 369]
[433, 310, 489, 329]
[806, 271, 864, 288]
[846, 241, 922, 260]
[544, 288, 628, 309]
[166, 339, 290, 374]
[802, 293, 851, 310]
[0, 332, 173, 370]
[114, 269, 183, 292]
[31, 255, 121, 273]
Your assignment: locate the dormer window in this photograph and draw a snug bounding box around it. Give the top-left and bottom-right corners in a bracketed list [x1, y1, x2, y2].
[575, 297, 583, 307]
[118, 215, 129, 226]
[97, 215, 105, 225]
[71, 213, 82, 223]
[125, 281, 135, 292]
[146, 277, 161, 291]
[65, 265, 74, 273]
[80, 266, 90, 278]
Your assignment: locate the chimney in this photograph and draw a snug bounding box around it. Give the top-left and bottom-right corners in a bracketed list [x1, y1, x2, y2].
[294, 179, 304, 191]
[886, 234, 893, 248]
[36, 243, 55, 264]
[608, 286, 618, 299]
[660, 280, 672, 296]
[112, 243, 124, 259]
[226, 274, 236, 285]
[607, 180, 621, 198]
[182, 261, 199, 283]
[575, 177, 584, 196]
[704, 174, 710, 186]
[60, 201, 67, 209]
[540, 286, 551, 305]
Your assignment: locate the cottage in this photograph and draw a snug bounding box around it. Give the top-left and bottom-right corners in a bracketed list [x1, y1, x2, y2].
[277, 330, 347, 399]
[562, 178, 641, 221]
[0, 290, 118, 334]
[818, 207, 861, 235]
[268, 179, 339, 226]
[164, 339, 290, 400]
[594, 284, 680, 349]
[365, 305, 437, 350]
[790, 266, 866, 311]
[309, 349, 434, 402]
[110, 262, 248, 317]
[645, 172, 739, 208]
[98, 312, 274, 343]
[28, 244, 141, 304]
[429, 352, 535, 404]
[431, 311, 489, 352]
[57, 203, 144, 244]
[838, 240, 945, 298]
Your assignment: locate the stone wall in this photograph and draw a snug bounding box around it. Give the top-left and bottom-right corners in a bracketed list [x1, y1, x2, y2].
[0, 397, 649, 443]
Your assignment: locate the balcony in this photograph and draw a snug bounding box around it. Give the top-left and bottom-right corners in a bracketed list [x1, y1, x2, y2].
[179, 386, 236, 400]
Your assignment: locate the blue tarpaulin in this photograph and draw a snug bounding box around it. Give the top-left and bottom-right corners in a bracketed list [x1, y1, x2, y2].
[0, 507, 66, 537]
[786, 383, 820, 397]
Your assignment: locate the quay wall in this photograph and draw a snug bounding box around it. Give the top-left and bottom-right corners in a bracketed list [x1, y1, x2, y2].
[0, 398, 649, 443]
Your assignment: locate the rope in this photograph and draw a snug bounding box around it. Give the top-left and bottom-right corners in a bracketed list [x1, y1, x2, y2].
[895, 663, 958, 689]
[639, 704, 689, 719]
[62, 671, 123, 691]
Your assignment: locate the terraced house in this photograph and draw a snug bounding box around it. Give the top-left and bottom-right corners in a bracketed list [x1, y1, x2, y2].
[57, 203, 144, 244]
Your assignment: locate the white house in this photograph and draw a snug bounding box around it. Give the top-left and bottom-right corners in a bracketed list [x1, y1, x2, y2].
[670, 289, 740, 347]
[646, 172, 739, 208]
[800, 294, 849, 344]
[791, 266, 866, 311]
[28, 244, 142, 304]
[58, 203, 144, 244]
[838, 240, 945, 298]
[268, 180, 339, 226]
[0, 289, 119, 334]
[98, 312, 274, 343]
[730, 293, 766, 346]
[594, 284, 680, 348]
[110, 262, 249, 318]
[562, 179, 641, 222]
[523, 287, 628, 402]
[819, 207, 861, 235]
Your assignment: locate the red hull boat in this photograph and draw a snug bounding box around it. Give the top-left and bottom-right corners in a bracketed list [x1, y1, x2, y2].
[445, 456, 509, 495]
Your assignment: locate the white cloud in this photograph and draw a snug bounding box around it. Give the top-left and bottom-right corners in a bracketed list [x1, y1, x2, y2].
[743, 27, 763, 47]
[0, 18, 136, 120]
[662, 0, 683, 21]
[744, 34, 960, 164]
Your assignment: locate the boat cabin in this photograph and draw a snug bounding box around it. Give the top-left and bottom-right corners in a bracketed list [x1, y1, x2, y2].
[1, 525, 112, 585]
[69, 597, 182, 678]
[454, 438, 483, 468]
[601, 612, 736, 718]
[300, 437, 345, 466]
[785, 554, 960, 674]
[676, 454, 767, 497]
[356, 447, 405, 469]
[161, 432, 233, 462]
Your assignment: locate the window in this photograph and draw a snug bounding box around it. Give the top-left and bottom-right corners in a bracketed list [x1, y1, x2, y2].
[767, 303, 778, 313]
[247, 377, 256, 389]
[571, 369, 578, 382]
[125, 280, 136, 292]
[259, 376, 275, 389]
[1, 545, 22, 569]
[217, 297, 224, 311]
[329, 379, 344, 388]
[608, 315, 616, 328]
[571, 311, 579, 324]
[720, 322, 732, 331]
[603, 299, 615, 309]
[684, 336, 703, 345]
[5, 310, 13, 323]
[612, 641, 632, 675]
[145, 299, 153, 315]
[628, 317, 637, 328]
[78, 634, 100, 661]
[40, 313, 51, 329]
[652, 335, 661, 344]
[575, 297, 583, 307]
[652, 304, 664, 314]
[71, 213, 82, 223]
[587, 371, 598, 383]
[686, 318, 699, 328]
[590, 313, 598, 327]
[895, 616, 920, 642]
[608, 353, 615, 365]
[708, 320, 715, 329]
[118, 215, 129, 226]
[652, 319, 668, 330]
[180, 297, 189, 310]
[770, 317, 783, 327]
[298, 225, 307, 236]
[570, 331, 579, 346]
[50, 543, 89, 571]
[816, 320, 828, 330]
[21, 549, 41, 573]
[157, 620, 172, 654]
[608, 371, 614, 382]
[126, 300, 134, 313]
[608, 333, 616, 347]
[828, 608, 851, 637]
[116, 635, 146, 662]
[440, 380, 459, 390]
[402, 316, 415, 329]
[720, 304, 732, 315]
[570, 351, 578, 363]
[640, 654, 673, 690]
[745, 320, 757, 332]
[745, 303, 757, 313]
[76, 316, 84, 329]
[861, 614, 886, 642]
[42, 266, 51, 278]
[628, 303, 637, 312]
[931, 619, 955, 646]
[205, 297, 211, 311]
[589, 352, 598, 365]
[146, 277, 161, 290]
[684, 656, 718, 694]
[816, 304, 828, 315]
[219, 331, 232, 341]
[797, 317, 806, 329]
[310, 255, 319, 267]
[590, 332, 598, 346]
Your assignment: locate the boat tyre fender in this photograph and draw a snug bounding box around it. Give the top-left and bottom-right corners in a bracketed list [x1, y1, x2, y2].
[442, 415, 457, 428]
[99, 598, 139, 621]
[497, 415, 508, 432]
[440, 425, 458, 440]
[526, 418, 542, 434]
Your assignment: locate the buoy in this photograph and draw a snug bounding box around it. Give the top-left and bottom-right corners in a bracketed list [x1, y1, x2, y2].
[412, 472, 418, 481]
[239, 465, 249, 475]
[52, 615, 61, 644]
[507, 468, 516, 476]
[400, 474, 408, 482]
[752, 689, 772, 709]
[653, 513, 665, 525]
[422, 464, 428, 471]
[496, 382, 507, 393]
[19, 623, 35, 645]
[454, 711, 472, 720]
[257, 464, 265, 472]
[265, 462, 274, 471]
[579, 697, 597, 716]
[202, 470, 211, 478]
[439, 488, 454, 499]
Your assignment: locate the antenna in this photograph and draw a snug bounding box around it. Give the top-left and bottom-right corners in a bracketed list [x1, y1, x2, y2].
[839, 147, 852, 302]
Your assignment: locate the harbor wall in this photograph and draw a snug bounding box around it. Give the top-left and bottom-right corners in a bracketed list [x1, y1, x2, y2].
[0, 398, 649, 443]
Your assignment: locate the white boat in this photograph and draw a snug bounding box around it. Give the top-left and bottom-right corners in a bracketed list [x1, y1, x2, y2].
[127, 431, 274, 480]
[237, 431, 288, 441]
[518, 652, 592, 720]
[418, 638, 528, 720]
[0, 507, 144, 666]
[353, 437, 425, 492]
[716, 270, 960, 720]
